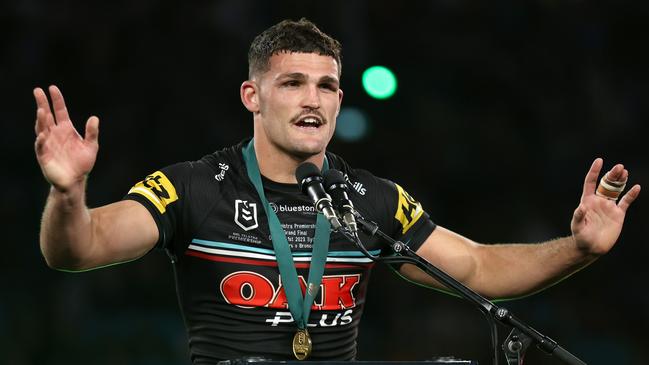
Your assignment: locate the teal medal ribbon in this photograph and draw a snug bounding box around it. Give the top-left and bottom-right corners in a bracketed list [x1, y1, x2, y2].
[242, 139, 331, 359]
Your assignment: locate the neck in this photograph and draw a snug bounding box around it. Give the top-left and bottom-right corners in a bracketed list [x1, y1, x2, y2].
[253, 139, 325, 184]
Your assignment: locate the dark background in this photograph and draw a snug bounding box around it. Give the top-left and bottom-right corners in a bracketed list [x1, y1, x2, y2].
[2, 1, 648, 364]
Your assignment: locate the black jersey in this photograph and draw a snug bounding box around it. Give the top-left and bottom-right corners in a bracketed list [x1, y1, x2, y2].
[124, 140, 436, 364]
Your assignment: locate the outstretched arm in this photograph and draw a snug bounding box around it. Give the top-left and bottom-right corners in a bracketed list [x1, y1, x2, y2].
[400, 159, 641, 299]
[35, 85, 158, 271]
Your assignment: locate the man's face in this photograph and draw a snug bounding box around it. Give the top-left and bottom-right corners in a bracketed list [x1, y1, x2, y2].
[252, 52, 343, 159]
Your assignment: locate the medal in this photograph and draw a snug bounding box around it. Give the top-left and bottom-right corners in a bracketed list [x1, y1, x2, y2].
[292, 329, 313, 360]
[242, 140, 331, 361]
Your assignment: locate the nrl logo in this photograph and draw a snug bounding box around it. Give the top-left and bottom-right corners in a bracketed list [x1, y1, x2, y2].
[234, 199, 259, 231]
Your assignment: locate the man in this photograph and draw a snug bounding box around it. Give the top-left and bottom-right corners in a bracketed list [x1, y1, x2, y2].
[34, 19, 640, 363]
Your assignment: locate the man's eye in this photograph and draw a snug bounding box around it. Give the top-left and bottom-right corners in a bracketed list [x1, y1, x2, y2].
[319, 84, 337, 91]
[283, 80, 300, 87]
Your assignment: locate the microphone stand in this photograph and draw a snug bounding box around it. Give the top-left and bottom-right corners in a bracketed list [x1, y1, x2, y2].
[335, 215, 587, 365]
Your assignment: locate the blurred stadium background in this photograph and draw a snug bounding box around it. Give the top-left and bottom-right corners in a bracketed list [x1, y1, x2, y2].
[1, 1, 648, 364]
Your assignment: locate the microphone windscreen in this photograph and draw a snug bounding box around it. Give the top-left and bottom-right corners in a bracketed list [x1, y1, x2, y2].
[295, 162, 321, 191]
[323, 169, 346, 189]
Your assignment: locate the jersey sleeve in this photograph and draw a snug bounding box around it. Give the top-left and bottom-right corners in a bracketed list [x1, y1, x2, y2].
[122, 162, 190, 251]
[370, 177, 436, 253]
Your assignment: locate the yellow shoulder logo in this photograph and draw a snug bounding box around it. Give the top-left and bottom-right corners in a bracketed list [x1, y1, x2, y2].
[394, 184, 423, 234]
[128, 171, 179, 213]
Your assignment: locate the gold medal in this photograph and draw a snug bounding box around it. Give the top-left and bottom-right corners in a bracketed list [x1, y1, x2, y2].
[292, 329, 312, 360]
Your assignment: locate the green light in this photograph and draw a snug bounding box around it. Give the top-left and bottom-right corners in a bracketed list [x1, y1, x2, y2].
[362, 66, 397, 99]
[335, 107, 369, 142]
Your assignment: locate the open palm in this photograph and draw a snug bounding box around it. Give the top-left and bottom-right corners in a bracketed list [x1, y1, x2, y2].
[34, 86, 99, 191]
[571, 158, 641, 256]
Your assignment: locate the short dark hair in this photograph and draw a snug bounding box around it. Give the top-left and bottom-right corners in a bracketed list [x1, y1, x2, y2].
[248, 18, 342, 79]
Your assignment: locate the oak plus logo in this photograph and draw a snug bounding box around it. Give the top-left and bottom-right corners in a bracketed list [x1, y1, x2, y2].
[220, 272, 360, 311]
[220, 272, 360, 327]
[234, 199, 258, 231]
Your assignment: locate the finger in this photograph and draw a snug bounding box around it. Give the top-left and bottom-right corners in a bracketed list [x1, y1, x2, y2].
[34, 87, 55, 134]
[582, 158, 603, 197]
[33, 87, 52, 112]
[618, 184, 641, 213]
[84, 116, 100, 144]
[620, 169, 629, 182]
[607, 164, 625, 182]
[35, 108, 55, 135]
[49, 85, 71, 124]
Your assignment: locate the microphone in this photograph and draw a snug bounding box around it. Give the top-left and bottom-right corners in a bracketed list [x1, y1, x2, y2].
[323, 169, 358, 233]
[295, 162, 342, 230]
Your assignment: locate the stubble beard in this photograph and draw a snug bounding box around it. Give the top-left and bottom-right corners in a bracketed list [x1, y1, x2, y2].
[273, 137, 323, 162]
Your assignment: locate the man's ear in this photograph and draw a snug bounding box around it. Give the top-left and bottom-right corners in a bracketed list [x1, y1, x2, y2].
[240, 80, 259, 113]
[336, 88, 344, 117]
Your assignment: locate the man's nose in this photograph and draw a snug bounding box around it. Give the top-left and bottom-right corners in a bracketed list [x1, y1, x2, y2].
[301, 84, 321, 109]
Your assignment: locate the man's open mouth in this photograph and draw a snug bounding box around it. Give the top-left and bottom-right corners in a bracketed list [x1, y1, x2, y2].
[294, 116, 324, 128]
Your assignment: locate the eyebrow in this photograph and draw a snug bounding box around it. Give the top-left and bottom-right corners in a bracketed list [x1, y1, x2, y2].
[318, 75, 340, 87]
[277, 73, 339, 86]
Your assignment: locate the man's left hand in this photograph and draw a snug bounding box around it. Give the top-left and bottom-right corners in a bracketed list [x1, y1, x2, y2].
[571, 158, 641, 256]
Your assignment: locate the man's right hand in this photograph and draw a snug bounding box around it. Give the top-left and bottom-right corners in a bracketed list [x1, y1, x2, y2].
[34, 85, 99, 192]
[34, 85, 159, 271]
